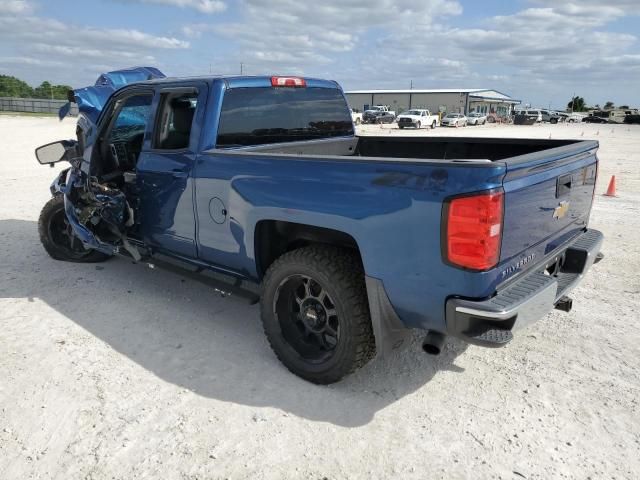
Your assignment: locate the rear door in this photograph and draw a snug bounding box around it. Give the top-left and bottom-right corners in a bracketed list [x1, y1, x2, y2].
[135, 82, 208, 258]
[500, 141, 598, 268]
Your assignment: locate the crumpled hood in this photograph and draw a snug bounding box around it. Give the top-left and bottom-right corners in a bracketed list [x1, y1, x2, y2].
[60, 66, 165, 123]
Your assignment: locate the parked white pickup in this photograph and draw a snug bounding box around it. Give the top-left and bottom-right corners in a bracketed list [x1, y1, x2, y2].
[396, 109, 440, 129]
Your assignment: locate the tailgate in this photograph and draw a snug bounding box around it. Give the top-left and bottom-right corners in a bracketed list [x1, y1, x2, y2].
[500, 140, 598, 264]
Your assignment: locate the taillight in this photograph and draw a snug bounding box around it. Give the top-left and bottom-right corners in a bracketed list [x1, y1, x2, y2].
[443, 190, 504, 271]
[271, 76, 306, 87]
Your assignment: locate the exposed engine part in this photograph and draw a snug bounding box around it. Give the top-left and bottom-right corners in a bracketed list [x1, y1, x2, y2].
[72, 178, 141, 260]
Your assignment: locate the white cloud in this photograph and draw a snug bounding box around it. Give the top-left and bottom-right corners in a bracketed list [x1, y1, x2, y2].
[128, 0, 226, 14]
[0, 6, 190, 86]
[1, 0, 639, 107]
[0, 0, 34, 14]
[202, 0, 462, 72]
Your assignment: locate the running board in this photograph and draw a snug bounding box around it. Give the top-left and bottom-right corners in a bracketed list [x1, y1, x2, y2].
[143, 253, 260, 305]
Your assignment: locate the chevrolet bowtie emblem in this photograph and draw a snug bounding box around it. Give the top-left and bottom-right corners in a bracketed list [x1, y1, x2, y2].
[553, 201, 570, 219]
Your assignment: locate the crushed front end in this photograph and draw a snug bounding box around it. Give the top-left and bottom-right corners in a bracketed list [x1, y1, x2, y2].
[51, 167, 140, 260]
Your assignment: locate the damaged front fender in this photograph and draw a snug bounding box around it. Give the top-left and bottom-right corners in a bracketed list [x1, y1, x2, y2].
[52, 168, 139, 259]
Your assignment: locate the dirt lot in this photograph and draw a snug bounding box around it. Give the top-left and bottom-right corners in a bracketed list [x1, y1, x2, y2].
[1, 116, 638, 479]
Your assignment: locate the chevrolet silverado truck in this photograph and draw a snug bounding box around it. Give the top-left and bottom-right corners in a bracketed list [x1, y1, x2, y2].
[36, 67, 604, 384]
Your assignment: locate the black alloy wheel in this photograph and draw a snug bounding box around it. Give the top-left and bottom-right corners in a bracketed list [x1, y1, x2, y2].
[38, 195, 110, 262]
[274, 274, 340, 363]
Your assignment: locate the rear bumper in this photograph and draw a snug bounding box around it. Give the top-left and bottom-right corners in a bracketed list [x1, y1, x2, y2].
[445, 228, 604, 347]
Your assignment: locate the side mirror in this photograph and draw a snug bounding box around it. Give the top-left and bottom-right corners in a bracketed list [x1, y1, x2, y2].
[35, 140, 76, 165]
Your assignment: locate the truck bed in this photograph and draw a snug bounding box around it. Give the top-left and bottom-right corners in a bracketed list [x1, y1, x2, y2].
[223, 135, 590, 164]
[200, 134, 599, 333]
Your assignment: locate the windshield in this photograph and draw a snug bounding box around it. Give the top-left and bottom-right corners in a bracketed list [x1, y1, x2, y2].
[404, 110, 423, 115]
[446, 114, 460, 118]
[217, 87, 354, 147]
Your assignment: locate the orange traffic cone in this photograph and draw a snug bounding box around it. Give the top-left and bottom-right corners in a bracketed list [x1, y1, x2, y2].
[603, 175, 617, 197]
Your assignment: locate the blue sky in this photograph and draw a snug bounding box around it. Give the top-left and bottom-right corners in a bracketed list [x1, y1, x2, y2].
[1, 0, 639, 109]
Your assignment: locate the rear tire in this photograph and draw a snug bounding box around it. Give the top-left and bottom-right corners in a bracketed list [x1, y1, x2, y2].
[355, 118, 361, 125]
[431, 121, 436, 129]
[260, 245, 376, 384]
[38, 195, 111, 263]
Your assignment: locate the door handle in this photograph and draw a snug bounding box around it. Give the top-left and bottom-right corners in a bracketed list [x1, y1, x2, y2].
[171, 169, 188, 179]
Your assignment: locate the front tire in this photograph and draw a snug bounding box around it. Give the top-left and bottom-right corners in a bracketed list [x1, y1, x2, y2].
[261, 245, 375, 384]
[415, 121, 421, 129]
[38, 195, 111, 263]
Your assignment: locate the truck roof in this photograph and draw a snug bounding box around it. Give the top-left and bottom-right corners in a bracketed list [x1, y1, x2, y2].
[71, 66, 343, 123]
[133, 75, 341, 90]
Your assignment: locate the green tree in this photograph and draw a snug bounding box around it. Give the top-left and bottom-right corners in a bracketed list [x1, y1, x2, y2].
[0, 75, 71, 100]
[0, 75, 35, 97]
[32, 81, 73, 100]
[567, 96, 586, 112]
[604, 101, 615, 109]
[619, 105, 629, 110]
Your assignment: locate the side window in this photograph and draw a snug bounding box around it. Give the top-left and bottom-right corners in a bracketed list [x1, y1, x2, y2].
[107, 93, 153, 169]
[108, 94, 153, 144]
[155, 92, 198, 150]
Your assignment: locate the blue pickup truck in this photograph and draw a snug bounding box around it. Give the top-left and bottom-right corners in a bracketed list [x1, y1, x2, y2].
[36, 67, 603, 384]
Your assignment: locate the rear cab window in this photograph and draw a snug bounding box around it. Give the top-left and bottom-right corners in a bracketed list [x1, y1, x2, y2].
[154, 91, 199, 150]
[216, 87, 354, 147]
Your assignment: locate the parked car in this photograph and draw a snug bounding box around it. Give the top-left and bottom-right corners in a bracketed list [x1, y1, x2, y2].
[441, 113, 467, 127]
[364, 105, 395, 117]
[540, 110, 560, 124]
[513, 111, 538, 125]
[467, 112, 487, 125]
[555, 112, 569, 122]
[36, 67, 604, 384]
[583, 115, 608, 123]
[624, 114, 640, 124]
[515, 109, 543, 123]
[396, 109, 440, 129]
[350, 108, 362, 125]
[363, 110, 395, 124]
[566, 113, 587, 123]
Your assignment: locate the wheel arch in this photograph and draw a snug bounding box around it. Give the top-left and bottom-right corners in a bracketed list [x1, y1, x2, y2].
[254, 219, 363, 281]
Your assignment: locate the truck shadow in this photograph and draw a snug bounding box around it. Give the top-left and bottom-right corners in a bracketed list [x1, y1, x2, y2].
[0, 219, 467, 427]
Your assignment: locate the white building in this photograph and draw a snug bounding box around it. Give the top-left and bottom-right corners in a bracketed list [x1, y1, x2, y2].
[345, 88, 520, 118]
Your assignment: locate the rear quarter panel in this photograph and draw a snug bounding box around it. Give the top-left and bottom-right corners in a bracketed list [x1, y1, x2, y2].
[193, 151, 506, 331]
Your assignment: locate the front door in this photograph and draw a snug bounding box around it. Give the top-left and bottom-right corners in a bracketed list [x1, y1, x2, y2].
[136, 83, 208, 258]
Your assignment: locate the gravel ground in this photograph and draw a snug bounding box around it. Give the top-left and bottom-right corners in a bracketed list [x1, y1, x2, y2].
[1, 116, 638, 479]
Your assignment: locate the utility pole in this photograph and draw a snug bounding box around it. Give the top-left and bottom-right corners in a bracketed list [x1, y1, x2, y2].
[410, 79, 413, 90]
[240, 62, 244, 75]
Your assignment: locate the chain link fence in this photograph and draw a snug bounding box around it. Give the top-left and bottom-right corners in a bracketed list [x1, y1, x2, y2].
[0, 97, 78, 116]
